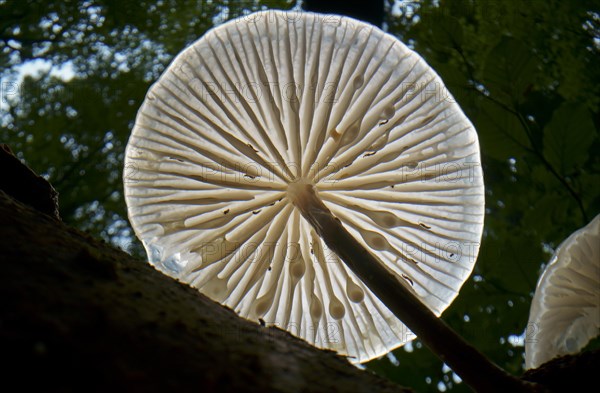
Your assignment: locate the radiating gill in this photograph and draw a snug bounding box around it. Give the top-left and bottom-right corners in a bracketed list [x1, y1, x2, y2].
[311, 230, 346, 320]
[183, 191, 284, 228]
[252, 229, 289, 318]
[234, 207, 291, 300]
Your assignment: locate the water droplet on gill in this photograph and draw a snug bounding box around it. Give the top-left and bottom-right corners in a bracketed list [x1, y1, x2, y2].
[243, 164, 261, 179]
[254, 301, 269, 318]
[382, 105, 395, 120]
[202, 277, 228, 302]
[363, 210, 404, 228]
[360, 229, 390, 251]
[353, 75, 364, 90]
[289, 245, 305, 280]
[254, 292, 275, 318]
[346, 279, 365, 303]
[310, 294, 323, 321]
[329, 297, 345, 320]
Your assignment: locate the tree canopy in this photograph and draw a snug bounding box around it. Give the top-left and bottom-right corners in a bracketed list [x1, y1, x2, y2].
[2, 0, 599, 392]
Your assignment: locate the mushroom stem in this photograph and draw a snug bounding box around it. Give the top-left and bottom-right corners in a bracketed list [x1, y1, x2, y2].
[291, 183, 544, 393]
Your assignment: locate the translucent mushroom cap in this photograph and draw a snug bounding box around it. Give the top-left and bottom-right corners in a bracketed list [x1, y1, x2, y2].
[123, 11, 485, 363]
[525, 214, 600, 369]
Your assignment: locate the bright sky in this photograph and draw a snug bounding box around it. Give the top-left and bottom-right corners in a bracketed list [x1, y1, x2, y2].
[1, 59, 75, 113]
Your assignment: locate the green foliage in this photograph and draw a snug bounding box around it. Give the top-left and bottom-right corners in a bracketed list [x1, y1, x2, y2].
[2, 0, 599, 392]
[543, 103, 595, 176]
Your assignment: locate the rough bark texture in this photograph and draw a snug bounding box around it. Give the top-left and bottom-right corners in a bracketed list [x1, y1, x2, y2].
[522, 349, 600, 392]
[1, 149, 598, 393]
[0, 143, 60, 219]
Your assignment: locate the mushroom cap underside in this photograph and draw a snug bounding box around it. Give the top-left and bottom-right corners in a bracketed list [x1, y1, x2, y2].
[525, 214, 600, 370]
[124, 10, 485, 363]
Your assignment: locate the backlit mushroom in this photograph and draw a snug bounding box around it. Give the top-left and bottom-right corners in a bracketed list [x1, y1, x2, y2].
[525, 214, 600, 369]
[124, 11, 532, 392]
